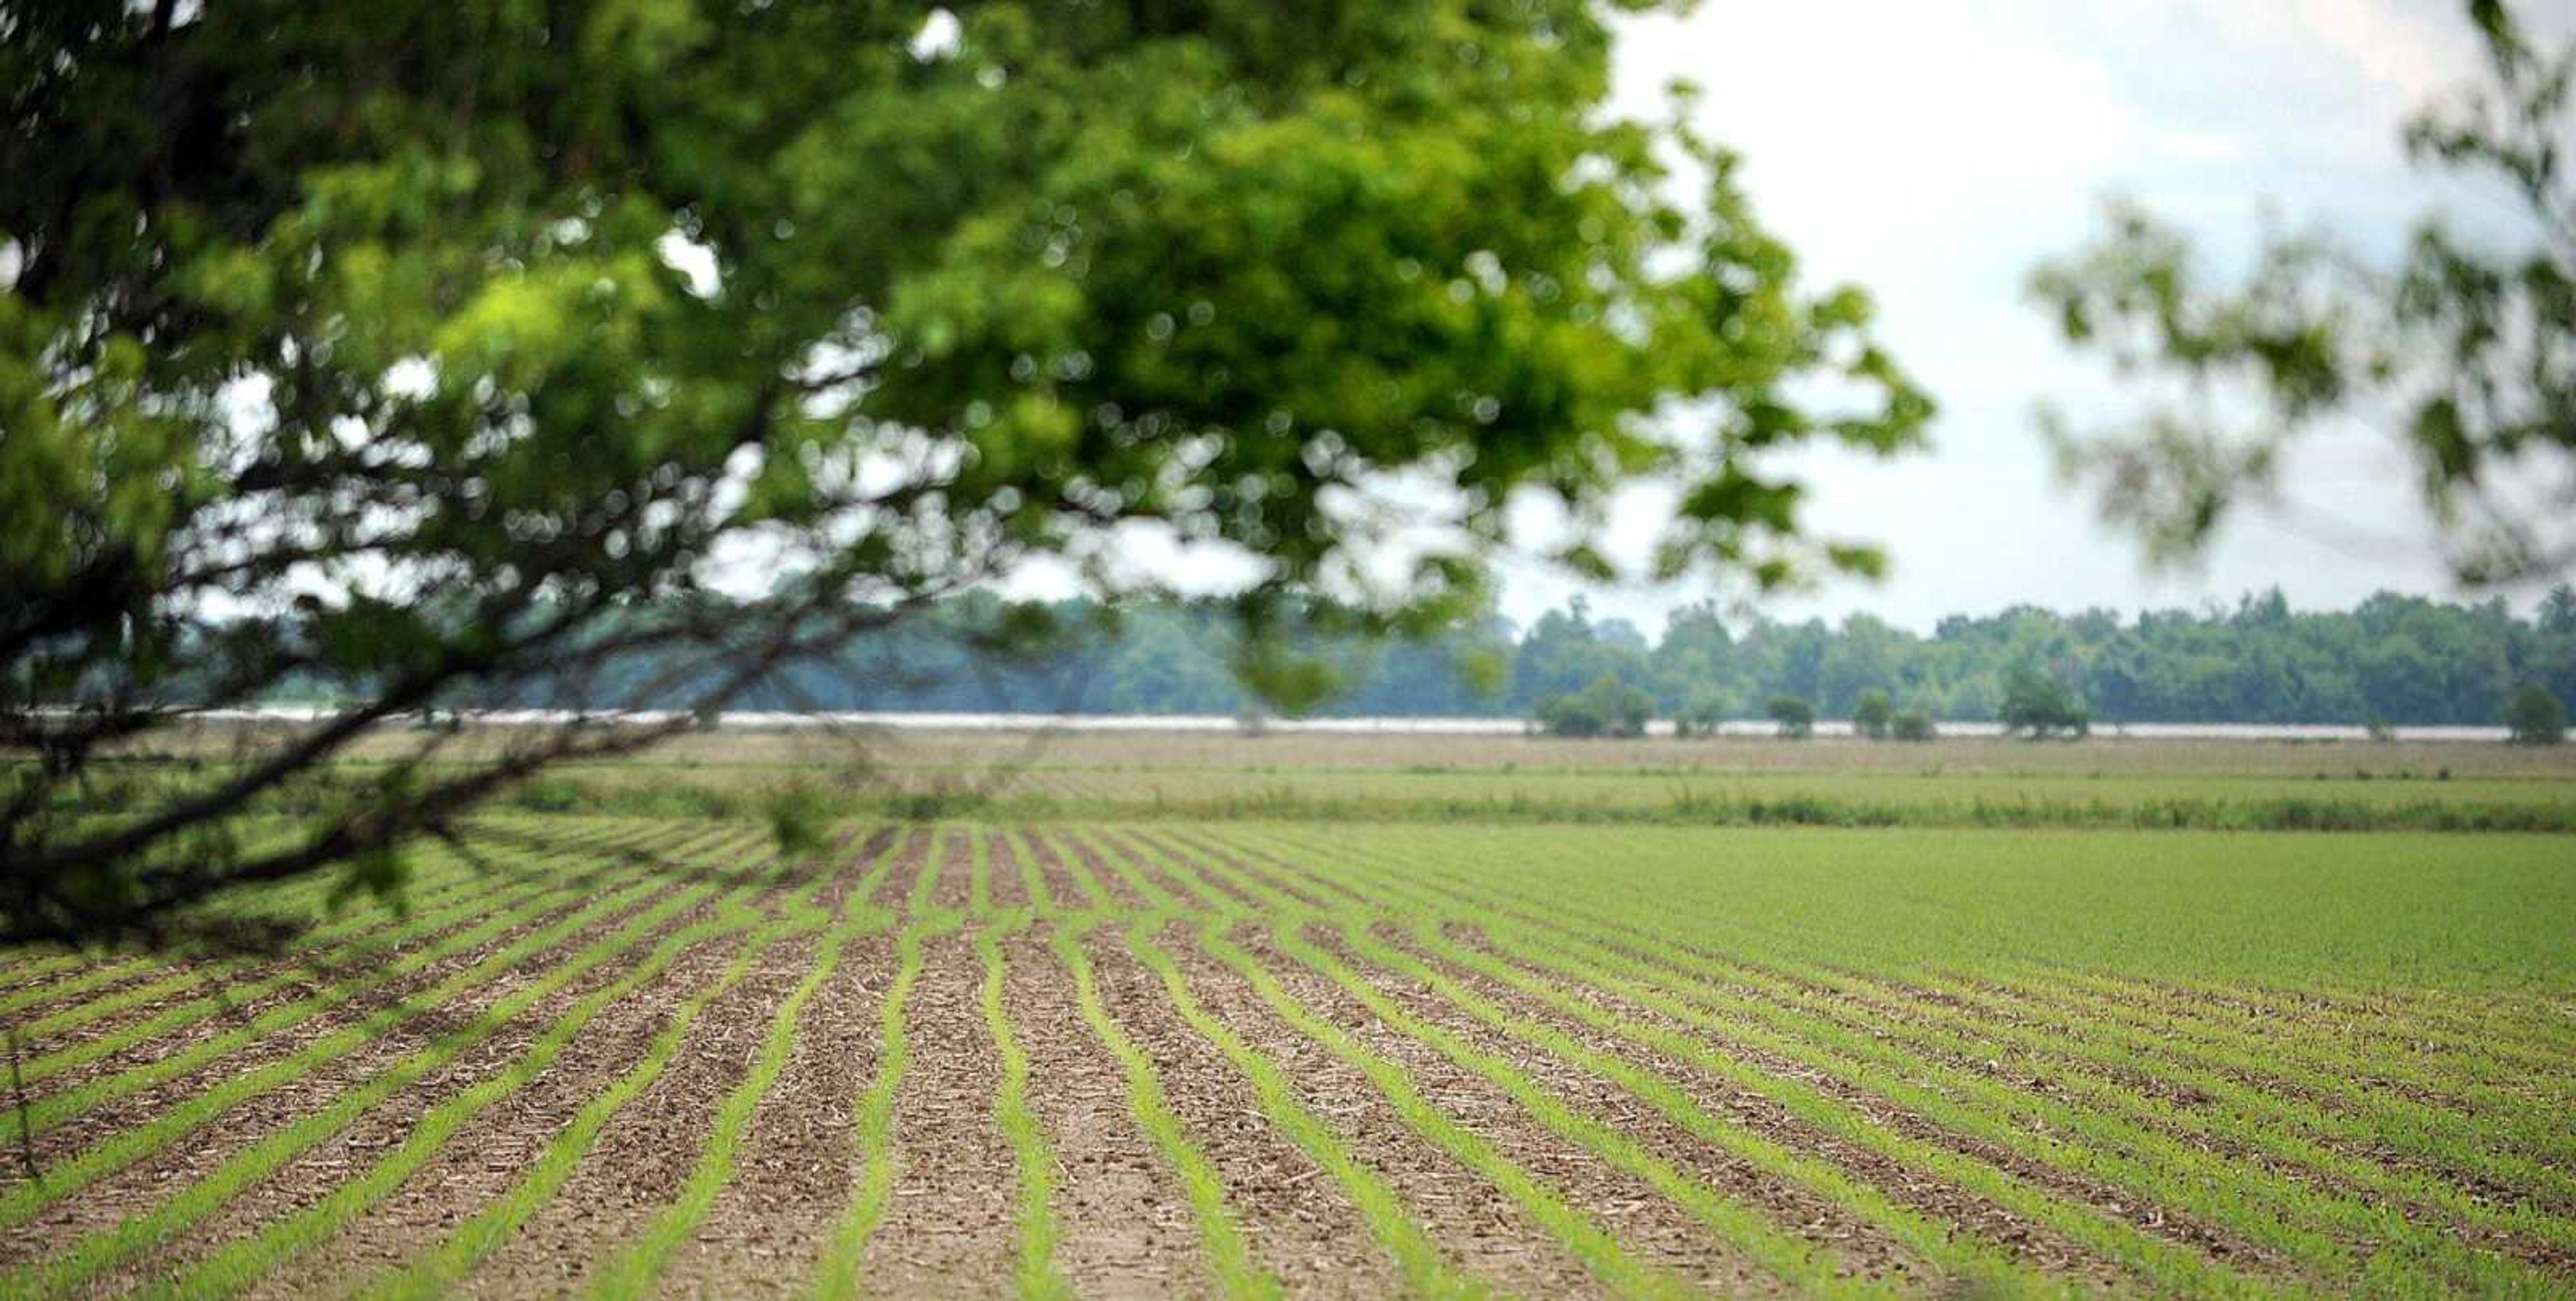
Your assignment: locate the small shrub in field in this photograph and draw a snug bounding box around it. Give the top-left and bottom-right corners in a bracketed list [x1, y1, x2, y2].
[1852, 689, 1894, 739]
[1534, 672, 1655, 739]
[1673, 689, 1731, 739]
[1766, 695, 1815, 739]
[512, 780, 584, 814]
[764, 783, 835, 857]
[1999, 664, 2089, 739]
[2504, 684, 2566, 745]
[1892, 709, 1937, 742]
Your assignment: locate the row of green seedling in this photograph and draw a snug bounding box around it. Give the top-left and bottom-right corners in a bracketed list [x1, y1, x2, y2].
[1060, 831, 1485, 1300]
[3, 833, 800, 1298]
[1100, 830, 1915, 1300]
[1275, 827, 2558, 1297]
[971, 833, 1075, 1301]
[808, 828, 963, 1301]
[1221, 827, 2310, 1298]
[1008, 830, 1277, 1301]
[1436, 831, 2576, 1205]
[352, 827, 893, 1301]
[133, 823, 890, 1300]
[11, 822, 743, 1134]
[13, 820, 677, 1071]
[0, 825, 765, 1233]
[1122, 829, 2100, 1301]
[587, 831, 902, 1301]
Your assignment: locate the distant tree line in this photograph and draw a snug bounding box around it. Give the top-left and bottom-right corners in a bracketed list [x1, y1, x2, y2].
[283, 585, 2576, 731]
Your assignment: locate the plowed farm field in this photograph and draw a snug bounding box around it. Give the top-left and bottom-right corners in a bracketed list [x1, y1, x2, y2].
[4, 817, 2573, 1298]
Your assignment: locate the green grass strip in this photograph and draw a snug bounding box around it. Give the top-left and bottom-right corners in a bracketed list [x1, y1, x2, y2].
[359, 927, 769, 1300]
[0, 853, 490, 1024]
[1368, 826, 2576, 1212]
[5, 855, 488, 1033]
[1036, 911, 1277, 1301]
[1281, 827, 2541, 1296]
[1007, 829, 1275, 1300]
[1955, 974, 2576, 1166]
[1122, 831, 1969, 1300]
[1143, 829, 2050, 1298]
[1328, 828, 2567, 1294]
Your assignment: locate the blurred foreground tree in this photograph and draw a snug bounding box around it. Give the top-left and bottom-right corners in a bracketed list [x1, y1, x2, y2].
[2031, 0, 2574, 586]
[0, 1, 1925, 945]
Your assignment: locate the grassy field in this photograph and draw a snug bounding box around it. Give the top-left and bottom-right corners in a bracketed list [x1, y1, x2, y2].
[3, 730, 2573, 1299]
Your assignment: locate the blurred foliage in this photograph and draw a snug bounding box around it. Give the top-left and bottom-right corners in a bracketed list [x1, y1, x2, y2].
[2031, 0, 2575, 585]
[0, 1, 1925, 943]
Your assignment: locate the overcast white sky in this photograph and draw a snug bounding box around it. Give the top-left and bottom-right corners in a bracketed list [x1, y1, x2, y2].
[1511, 0, 2569, 635]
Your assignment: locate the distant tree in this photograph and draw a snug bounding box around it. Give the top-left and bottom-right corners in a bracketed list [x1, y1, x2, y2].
[1999, 664, 2090, 739]
[1891, 709, 1938, 742]
[2033, 1, 2576, 585]
[1674, 688, 1732, 739]
[1534, 693, 1605, 739]
[1652, 601, 1739, 713]
[2365, 713, 2398, 743]
[2544, 585, 2576, 636]
[1851, 688, 1894, 739]
[1536, 672, 1655, 740]
[2506, 684, 2567, 745]
[1766, 694, 1815, 739]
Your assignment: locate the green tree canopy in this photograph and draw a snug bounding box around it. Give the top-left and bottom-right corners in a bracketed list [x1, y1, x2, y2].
[0, 2, 1925, 945]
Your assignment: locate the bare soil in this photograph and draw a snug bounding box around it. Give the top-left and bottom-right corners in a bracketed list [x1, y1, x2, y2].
[1008, 923, 1212, 1296]
[852, 923, 1016, 1294]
